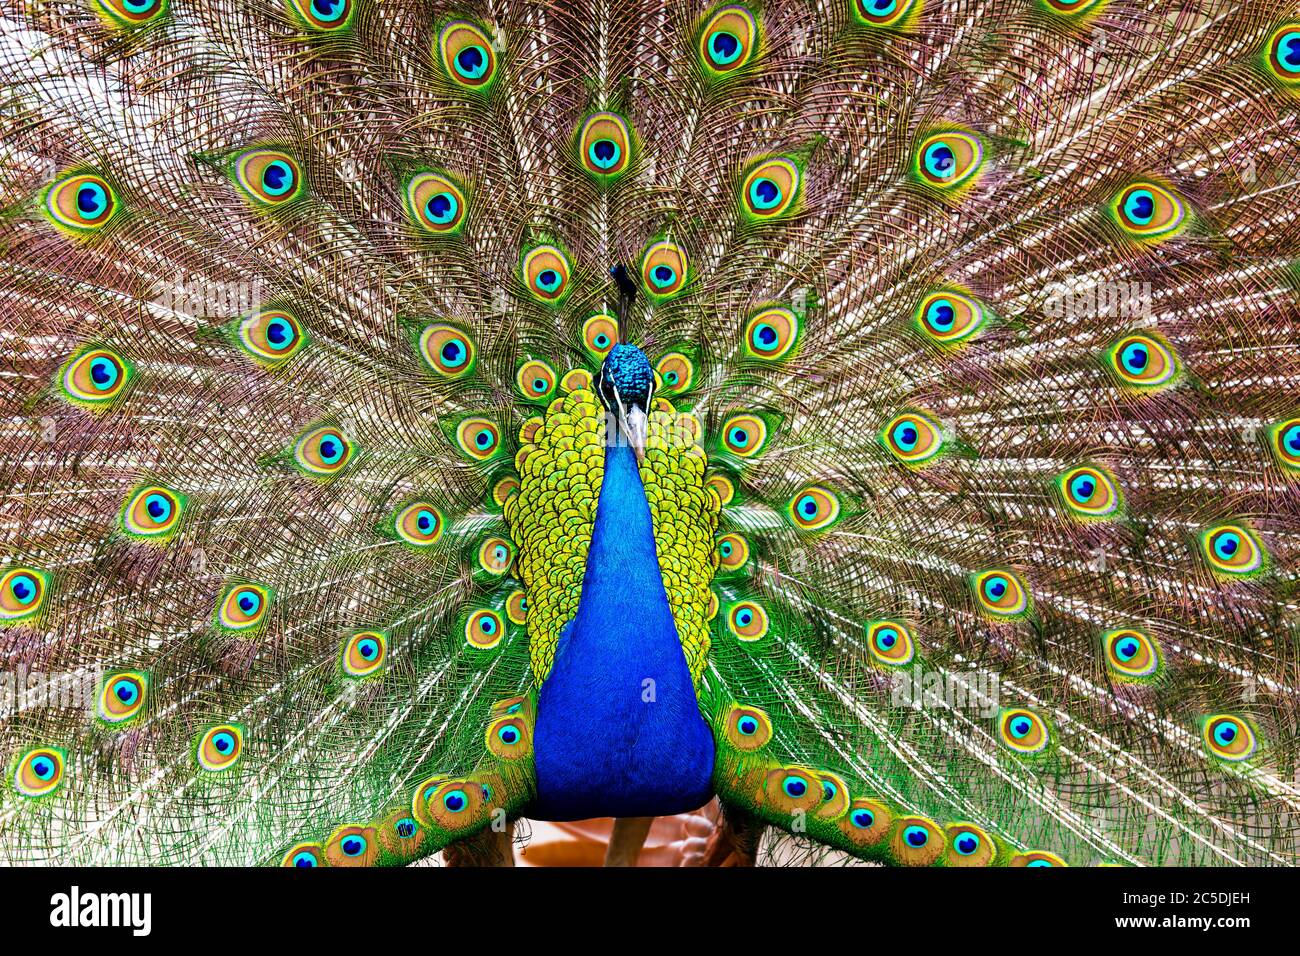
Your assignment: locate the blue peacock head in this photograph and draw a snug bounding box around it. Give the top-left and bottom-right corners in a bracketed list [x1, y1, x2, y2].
[597, 343, 654, 462]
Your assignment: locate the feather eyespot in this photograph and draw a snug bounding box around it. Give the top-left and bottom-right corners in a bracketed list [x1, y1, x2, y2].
[881, 410, 944, 465]
[1201, 715, 1257, 762]
[972, 569, 1031, 619]
[486, 716, 531, 759]
[59, 347, 133, 407]
[97, 671, 148, 724]
[1055, 465, 1122, 521]
[743, 307, 800, 360]
[892, 816, 945, 866]
[394, 502, 442, 547]
[641, 240, 688, 298]
[521, 245, 571, 304]
[506, 589, 528, 624]
[1102, 628, 1160, 681]
[852, 0, 920, 28]
[720, 413, 769, 458]
[726, 600, 769, 641]
[294, 425, 354, 476]
[288, 0, 354, 31]
[281, 843, 325, 867]
[1105, 333, 1180, 391]
[915, 290, 986, 345]
[998, 708, 1050, 755]
[1269, 418, 1300, 474]
[454, 418, 502, 462]
[579, 112, 632, 178]
[342, 631, 386, 678]
[840, 798, 891, 846]
[914, 131, 984, 190]
[759, 767, 821, 813]
[1110, 182, 1184, 239]
[706, 473, 737, 506]
[1040, 0, 1104, 15]
[815, 772, 850, 819]
[404, 171, 467, 235]
[1265, 24, 1300, 85]
[516, 359, 557, 402]
[196, 724, 243, 772]
[865, 620, 915, 667]
[121, 485, 185, 540]
[13, 747, 65, 798]
[237, 309, 305, 364]
[1, 567, 49, 624]
[93, 0, 169, 27]
[42, 172, 120, 236]
[465, 609, 503, 649]
[655, 352, 694, 395]
[741, 157, 800, 220]
[217, 583, 271, 632]
[232, 148, 303, 206]
[325, 825, 377, 866]
[477, 537, 515, 576]
[583, 314, 619, 357]
[1199, 523, 1267, 578]
[699, 5, 758, 75]
[419, 324, 476, 378]
[438, 20, 498, 91]
[946, 823, 996, 867]
[1010, 850, 1066, 867]
[716, 533, 750, 573]
[723, 704, 772, 750]
[787, 485, 840, 531]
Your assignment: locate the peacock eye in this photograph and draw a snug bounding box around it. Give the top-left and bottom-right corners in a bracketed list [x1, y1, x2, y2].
[282, 844, 324, 867]
[781, 774, 809, 798]
[438, 20, 497, 89]
[443, 789, 468, 812]
[973, 569, 1030, 619]
[506, 589, 528, 624]
[1055, 465, 1121, 521]
[43, 172, 120, 235]
[293, 426, 354, 477]
[720, 413, 769, 458]
[1102, 628, 1160, 680]
[516, 359, 557, 402]
[914, 131, 983, 190]
[231, 148, 303, 207]
[851, 808, 874, 829]
[478, 537, 515, 575]
[237, 309, 305, 364]
[418, 324, 476, 378]
[785, 484, 841, 532]
[58, 348, 133, 406]
[394, 501, 443, 547]
[579, 112, 632, 178]
[465, 609, 504, 649]
[1, 567, 48, 623]
[641, 240, 688, 298]
[945, 823, 995, 866]
[741, 157, 801, 219]
[998, 708, 1050, 754]
[1201, 715, 1257, 762]
[583, 314, 619, 357]
[881, 410, 943, 465]
[1199, 523, 1266, 577]
[343, 631, 387, 677]
[98, 671, 148, 724]
[716, 533, 750, 572]
[94, 0, 169, 27]
[14, 748, 65, 797]
[655, 352, 694, 395]
[454, 417, 502, 461]
[903, 824, 929, 848]
[915, 290, 986, 345]
[405, 171, 467, 234]
[1265, 24, 1300, 84]
[955, 832, 979, 855]
[725, 704, 772, 749]
[218, 583, 270, 631]
[743, 307, 800, 361]
[866, 620, 915, 666]
[197, 724, 244, 771]
[122, 485, 184, 538]
[852, 0, 920, 28]
[699, 6, 758, 75]
[522, 245, 571, 303]
[1111, 182, 1184, 239]
[727, 600, 769, 641]
[1105, 333, 1180, 390]
[288, 0, 353, 30]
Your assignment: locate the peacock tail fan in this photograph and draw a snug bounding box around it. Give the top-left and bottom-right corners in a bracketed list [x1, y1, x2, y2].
[0, 0, 1298, 867]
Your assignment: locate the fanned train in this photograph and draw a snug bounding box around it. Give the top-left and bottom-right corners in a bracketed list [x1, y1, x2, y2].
[1, 0, 1299, 867]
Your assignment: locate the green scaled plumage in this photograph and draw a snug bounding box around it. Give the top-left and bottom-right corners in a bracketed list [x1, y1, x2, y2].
[1, 0, 1299, 869]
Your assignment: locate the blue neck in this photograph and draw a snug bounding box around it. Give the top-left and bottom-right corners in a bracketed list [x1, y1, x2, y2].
[530, 440, 716, 820]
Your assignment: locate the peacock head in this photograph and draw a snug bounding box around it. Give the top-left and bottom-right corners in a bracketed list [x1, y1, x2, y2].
[597, 343, 654, 463]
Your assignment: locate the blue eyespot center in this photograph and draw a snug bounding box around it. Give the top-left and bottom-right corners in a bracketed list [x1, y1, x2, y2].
[737, 716, 757, 735]
[750, 177, 781, 209]
[1213, 721, 1237, 745]
[782, 775, 807, 798]
[293, 851, 317, 867]
[904, 825, 929, 848]
[90, 357, 118, 390]
[456, 45, 488, 79]
[10, 575, 36, 603]
[1125, 190, 1155, 224]
[924, 142, 955, 177]
[851, 809, 873, 829]
[956, 834, 979, 855]
[426, 192, 457, 223]
[342, 836, 365, 856]
[443, 789, 467, 812]
[498, 725, 519, 745]
[213, 733, 234, 753]
[709, 30, 741, 65]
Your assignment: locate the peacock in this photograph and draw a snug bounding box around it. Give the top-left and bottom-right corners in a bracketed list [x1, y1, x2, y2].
[1, 0, 1298, 869]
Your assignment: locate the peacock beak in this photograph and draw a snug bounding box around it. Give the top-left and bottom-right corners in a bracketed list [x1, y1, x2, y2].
[619, 405, 648, 464]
